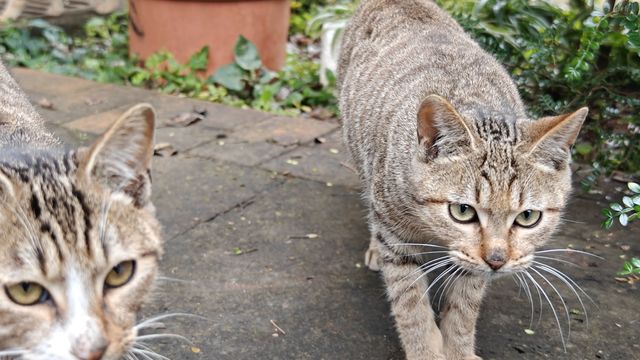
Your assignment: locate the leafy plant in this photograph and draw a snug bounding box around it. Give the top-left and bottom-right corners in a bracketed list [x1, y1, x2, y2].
[0, 16, 337, 116]
[601, 182, 640, 278]
[602, 182, 640, 229]
[437, 0, 640, 176]
[618, 257, 640, 277]
[211, 36, 336, 114]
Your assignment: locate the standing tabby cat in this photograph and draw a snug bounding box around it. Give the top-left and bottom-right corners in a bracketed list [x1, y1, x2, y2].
[0, 61, 162, 359]
[338, 1, 587, 359]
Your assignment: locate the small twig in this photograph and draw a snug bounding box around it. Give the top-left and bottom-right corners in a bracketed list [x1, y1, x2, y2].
[340, 161, 357, 173]
[270, 320, 286, 335]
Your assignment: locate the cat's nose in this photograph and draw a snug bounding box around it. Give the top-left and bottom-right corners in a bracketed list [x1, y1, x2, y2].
[73, 343, 108, 360]
[483, 252, 506, 270]
[86, 346, 107, 360]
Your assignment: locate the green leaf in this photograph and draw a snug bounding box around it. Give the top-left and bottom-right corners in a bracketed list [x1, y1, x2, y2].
[631, 257, 640, 268]
[234, 35, 261, 71]
[620, 261, 634, 275]
[623, 196, 634, 208]
[601, 217, 613, 230]
[628, 182, 640, 193]
[187, 46, 209, 71]
[628, 32, 640, 50]
[28, 18, 52, 29]
[211, 63, 245, 92]
[575, 142, 593, 156]
[619, 213, 629, 226]
[611, 203, 623, 212]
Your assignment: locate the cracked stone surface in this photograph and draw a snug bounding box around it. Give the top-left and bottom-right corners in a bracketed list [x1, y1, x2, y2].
[13, 69, 640, 360]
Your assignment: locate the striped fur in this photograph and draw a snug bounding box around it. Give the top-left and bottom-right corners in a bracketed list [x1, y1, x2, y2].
[338, 1, 587, 359]
[0, 61, 161, 360]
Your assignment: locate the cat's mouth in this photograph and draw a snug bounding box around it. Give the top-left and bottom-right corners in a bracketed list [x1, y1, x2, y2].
[449, 250, 535, 274]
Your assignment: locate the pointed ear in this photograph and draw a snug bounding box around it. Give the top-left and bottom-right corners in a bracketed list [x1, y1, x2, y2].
[79, 103, 156, 207]
[524, 107, 588, 170]
[417, 95, 479, 160]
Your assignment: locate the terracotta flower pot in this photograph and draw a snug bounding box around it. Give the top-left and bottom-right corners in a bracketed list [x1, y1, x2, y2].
[128, 0, 290, 75]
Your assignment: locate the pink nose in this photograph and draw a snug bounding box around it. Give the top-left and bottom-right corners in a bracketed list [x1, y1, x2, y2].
[484, 252, 506, 271]
[87, 348, 106, 360]
[73, 345, 107, 360]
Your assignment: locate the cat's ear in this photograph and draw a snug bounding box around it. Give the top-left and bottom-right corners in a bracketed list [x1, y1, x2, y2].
[417, 95, 479, 160]
[79, 103, 156, 207]
[524, 107, 588, 170]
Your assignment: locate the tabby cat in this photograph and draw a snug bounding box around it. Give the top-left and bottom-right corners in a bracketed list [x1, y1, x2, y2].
[0, 61, 162, 359]
[338, 1, 587, 359]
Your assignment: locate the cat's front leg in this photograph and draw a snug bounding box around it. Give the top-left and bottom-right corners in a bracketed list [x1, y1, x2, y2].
[439, 274, 488, 360]
[375, 231, 445, 360]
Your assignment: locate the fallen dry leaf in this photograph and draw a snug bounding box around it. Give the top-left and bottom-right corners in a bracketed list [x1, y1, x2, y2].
[167, 109, 207, 127]
[153, 143, 178, 157]
[308, 107, 333, 120]
[38, 98, 54, 110]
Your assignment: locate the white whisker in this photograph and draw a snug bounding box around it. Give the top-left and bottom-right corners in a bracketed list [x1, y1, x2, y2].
[534, 262, 595, 306]
[405, 258, 452, 292]
[534, 263, 591, 326]
[524, 271, 566, 352]
[535, 249, 604, 260]
[400, 256, 450, 283]
[156, 276, 192, 284]
[437, 267, 464, 310]
[534, 256, 580, 268]
[136, 333, 192, 344]
[135, 313, 206, 330]
[515, 272, 535, 329]
[529, 267, 572, 341]
[421, 265, 458, 302]
[388, 243, 448, 249]
[131, 349, 170, 360]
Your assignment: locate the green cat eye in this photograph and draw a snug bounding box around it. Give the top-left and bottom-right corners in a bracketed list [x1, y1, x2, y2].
[515, 210, 542, 228]
[105, 260, 136, 289]
[448, 204, 478, 223]
[5, 282, 50, 306]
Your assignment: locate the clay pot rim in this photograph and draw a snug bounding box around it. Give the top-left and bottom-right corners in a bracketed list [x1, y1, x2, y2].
[157, 0, 287, 2]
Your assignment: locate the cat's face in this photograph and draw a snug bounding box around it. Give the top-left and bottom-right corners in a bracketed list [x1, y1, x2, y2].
[0, 104, 161, 360]
[410, 95, 587, 275]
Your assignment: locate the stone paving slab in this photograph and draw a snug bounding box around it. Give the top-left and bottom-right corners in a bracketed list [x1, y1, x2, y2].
[143, 179, 402, 360]
[12, 69, 640, 360]
[261, 130, 360, 189]
[188, 115, 338, 167]
[151, 156, 283, 239]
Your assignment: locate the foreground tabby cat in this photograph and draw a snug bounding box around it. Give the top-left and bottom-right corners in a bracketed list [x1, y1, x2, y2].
[338, 1, 587, 359]
[0, 61, 162, 359]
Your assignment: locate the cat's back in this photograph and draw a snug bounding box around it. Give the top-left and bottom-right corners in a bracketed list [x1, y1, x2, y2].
[0, 63, 59, 149]
[338, 0, 525, 175]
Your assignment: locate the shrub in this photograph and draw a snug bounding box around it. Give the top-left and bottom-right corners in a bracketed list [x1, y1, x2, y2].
[437, 0, 640, 176]
[0, 13, 335, 116]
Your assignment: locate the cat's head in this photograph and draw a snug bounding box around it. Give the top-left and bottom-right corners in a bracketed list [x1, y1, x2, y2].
[0, 104, 162, 360]
[410, 95, 587, 274]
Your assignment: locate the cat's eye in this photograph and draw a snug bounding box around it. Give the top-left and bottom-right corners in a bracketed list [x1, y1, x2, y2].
[105, 260, 136, 289]
[5, 282, 50, 306]
[448, 204, 478, 223]
[514, 210, 542, 228]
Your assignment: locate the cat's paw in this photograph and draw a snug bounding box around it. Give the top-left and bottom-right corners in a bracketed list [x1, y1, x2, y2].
[364, 246, 382, 272]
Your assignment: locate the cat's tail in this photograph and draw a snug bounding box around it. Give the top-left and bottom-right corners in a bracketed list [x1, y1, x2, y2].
[0, 61, 59, 147]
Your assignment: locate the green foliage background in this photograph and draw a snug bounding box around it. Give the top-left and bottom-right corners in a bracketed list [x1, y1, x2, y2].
[0, 0, 638, 176]
[437, 0, 640, 177]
